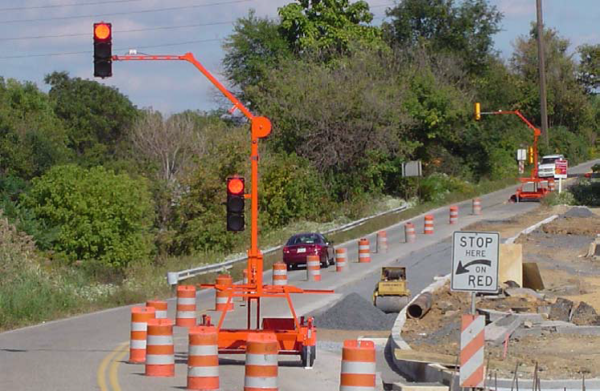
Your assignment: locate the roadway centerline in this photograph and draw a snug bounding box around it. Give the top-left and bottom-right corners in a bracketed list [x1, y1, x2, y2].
[97, 341, 128, 391]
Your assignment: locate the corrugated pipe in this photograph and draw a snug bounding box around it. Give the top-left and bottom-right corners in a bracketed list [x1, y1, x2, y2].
[406, 292, 432, 319]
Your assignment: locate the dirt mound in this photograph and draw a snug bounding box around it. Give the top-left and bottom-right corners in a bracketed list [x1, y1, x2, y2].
[313, 293, 398, 330]
[543, 214, 599, 236]
[563, 207, 594, 218]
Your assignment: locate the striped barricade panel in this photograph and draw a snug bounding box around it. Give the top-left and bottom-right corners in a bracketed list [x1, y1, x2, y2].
[460, 314, 485, 388]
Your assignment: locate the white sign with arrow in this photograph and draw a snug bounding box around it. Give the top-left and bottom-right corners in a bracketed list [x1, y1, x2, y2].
[451, 231, 499, 293]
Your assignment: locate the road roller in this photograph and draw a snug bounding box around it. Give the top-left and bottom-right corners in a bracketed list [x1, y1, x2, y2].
[373, 267, 411, 313]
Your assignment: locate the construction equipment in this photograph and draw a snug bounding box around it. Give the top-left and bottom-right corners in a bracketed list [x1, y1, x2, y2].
[373, 267, 411, 313]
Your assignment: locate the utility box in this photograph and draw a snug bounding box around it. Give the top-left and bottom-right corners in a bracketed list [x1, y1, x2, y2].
[402, 161, 422, 177]
[516, 149, 527, 161]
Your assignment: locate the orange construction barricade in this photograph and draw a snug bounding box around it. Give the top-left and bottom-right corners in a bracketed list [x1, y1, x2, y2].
[244, 333, 278, 391]
[129, 306, 156, 363]
[187, 325, 219, 390]
[339, 340, 376, 391]
[176, 285, 197, 327]
[358, 238, 371, 263]
[145, 318, 175, 377]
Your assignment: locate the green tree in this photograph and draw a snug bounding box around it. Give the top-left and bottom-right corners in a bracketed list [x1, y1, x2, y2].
[278, 0, 384, 54]
[223, 11, 292, 93]
[44, 72, 139, 165]
[578, 44, 600, 94]
[384, 0, 502, 72]
[0, 78, 70, 179]
[22, 165, 154, 269]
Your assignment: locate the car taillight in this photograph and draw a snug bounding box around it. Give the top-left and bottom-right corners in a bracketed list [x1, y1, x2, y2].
[313, 246, 319, 254]
[283, 247, 289, 254]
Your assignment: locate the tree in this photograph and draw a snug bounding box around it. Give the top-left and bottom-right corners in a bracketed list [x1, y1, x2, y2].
[0, 78, 70, 179]
[278, 0, 384, 54]
[223, 11, 292, 93]
[22, 165, 154, 269]
[578, 44, 600, 94]
[44, 72, 139, 165]
[384, 0, 502, 72]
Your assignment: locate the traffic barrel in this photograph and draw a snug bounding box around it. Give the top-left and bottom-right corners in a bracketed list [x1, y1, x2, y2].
[306, 255, 321, 282]
[376, 231, 388, 253]
[335, 247, 348, 272]
[449, 206, 459, 225]
[472, 198, 482, 215]
[424, 215, 434, 235]
[176, 285, 197, 327]
[146, 300, 167, 319]
[548, 179, 556, 192]
[145, 318, 174, 377]
[339, 339, 376, 391]
[405, 222, 416, 243]
[358, 238, 371, 263]
[215, 274, 234, 312]
[187, 325, 219, 390]
[129, 306, 156, 363]
[244, 333, 278, 391]
[272, 262, 288, 286]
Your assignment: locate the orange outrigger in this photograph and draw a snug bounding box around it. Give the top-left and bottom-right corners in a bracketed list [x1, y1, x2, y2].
[113, 52, 332, 367]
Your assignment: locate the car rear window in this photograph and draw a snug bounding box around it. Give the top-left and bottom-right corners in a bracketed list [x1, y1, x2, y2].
[541, 157, 559, 164]
[287, 234, 322, 245]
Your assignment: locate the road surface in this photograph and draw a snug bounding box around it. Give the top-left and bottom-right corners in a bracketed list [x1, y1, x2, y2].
[1, 159, 597, 391]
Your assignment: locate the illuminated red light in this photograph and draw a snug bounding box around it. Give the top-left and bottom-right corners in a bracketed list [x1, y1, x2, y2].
[94, 23, 111, 40]
[227, 178, 244, 195]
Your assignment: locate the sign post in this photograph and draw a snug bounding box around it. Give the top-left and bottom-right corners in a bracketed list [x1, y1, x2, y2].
[554, 159, 568, 193]
[452, 231, 499, 389]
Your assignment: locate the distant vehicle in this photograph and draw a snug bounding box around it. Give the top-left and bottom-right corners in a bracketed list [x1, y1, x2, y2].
[282, 233, 334, 270]
[538, 154, 565, 179]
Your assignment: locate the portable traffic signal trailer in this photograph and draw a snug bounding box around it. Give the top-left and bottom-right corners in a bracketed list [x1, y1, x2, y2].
[106, 44, 332, 367]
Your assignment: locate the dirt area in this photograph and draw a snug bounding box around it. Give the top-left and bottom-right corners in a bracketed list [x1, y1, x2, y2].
[403, 206, 600, 379]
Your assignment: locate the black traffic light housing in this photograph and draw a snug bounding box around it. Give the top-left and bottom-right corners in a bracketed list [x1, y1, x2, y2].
[94, 22, 112, 78]
[226, 177, 245, 231]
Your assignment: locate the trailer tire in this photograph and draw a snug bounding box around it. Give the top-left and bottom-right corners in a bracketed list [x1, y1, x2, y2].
[301, 345, 316, 368]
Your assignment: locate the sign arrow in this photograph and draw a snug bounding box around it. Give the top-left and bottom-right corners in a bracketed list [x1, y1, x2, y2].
[456, 259, 492, 275]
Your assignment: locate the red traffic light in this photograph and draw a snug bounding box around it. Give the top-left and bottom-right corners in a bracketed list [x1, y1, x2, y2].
[94, 23, 111, 40]
[227, 178, 244, 195]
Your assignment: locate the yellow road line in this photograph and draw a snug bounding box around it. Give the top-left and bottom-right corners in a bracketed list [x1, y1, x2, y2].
[97, 342, 129, 391]
[109, 344, 129, 391]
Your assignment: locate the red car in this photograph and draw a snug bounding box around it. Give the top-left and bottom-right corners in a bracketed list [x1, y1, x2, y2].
[282, 233, 335, 270]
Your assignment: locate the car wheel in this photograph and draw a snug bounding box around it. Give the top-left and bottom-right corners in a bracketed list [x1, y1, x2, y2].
[320, 256, 329, 269]
[286, 263, 293, 271]
[328, 254, 335, 266]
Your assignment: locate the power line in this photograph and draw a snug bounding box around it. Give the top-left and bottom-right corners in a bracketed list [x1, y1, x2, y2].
[0, 0, 147, 12]
[0, 0, 252, 24]
[0, 21, 234, 42]
[0, 38, 224, 60]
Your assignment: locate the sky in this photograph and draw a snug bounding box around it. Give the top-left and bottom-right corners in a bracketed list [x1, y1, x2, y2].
[0, 0, 598, 114]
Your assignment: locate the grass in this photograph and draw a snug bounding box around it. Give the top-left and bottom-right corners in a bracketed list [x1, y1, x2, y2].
[0, 175, 519, 331]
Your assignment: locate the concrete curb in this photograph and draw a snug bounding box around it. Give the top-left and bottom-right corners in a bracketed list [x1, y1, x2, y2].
[388, 211, 600, 390]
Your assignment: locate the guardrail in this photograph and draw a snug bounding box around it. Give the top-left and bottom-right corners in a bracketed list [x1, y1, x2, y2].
[166, 202, 409, 286]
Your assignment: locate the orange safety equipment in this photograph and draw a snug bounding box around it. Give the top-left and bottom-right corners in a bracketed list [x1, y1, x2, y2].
[423, 215, 434, 235]
[449, 206, 459, 225]
[146, 300, 167, 319]
[405, 222, 416, 243]
[187, 326, 219, 390]
[358, 238, 371, 263]
[306, 255, 321, 282]
[215, 274, 234, 312]
[472, 198, 482, 215]
[145, 318, 175, 377]
[176, 285, 197, 327]
[129, 306, 156, 363]
[335, 247, 348, 272]
[376, 231, 388, 254]
[244, 333, 279, 391]
[339, 340, 376, 391]
[272, 262, 288, 286]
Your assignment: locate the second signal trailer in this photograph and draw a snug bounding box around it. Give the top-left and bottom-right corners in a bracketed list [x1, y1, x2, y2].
[93, 22, 333, 367]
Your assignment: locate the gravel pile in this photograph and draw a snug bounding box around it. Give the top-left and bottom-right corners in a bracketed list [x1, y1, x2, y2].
[563, 207, 594, 218]
[313, 293, 398, 330]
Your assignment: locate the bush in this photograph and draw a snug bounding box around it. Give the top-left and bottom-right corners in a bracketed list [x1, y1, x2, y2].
[541, 190, 576, 206]
[418, 173, 474, 203]
[570, 180, 600, 207]
[22, 165, 154, 269]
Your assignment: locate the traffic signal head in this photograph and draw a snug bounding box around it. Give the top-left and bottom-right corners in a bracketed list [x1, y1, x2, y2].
[226, 177, 245, 231]
[474, 102, 481, 121]
[528, 146, 534, 164]
[94, 22, 112, 78]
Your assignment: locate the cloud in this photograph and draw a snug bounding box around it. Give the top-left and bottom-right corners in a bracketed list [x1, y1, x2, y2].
[495, 0, 535, 18]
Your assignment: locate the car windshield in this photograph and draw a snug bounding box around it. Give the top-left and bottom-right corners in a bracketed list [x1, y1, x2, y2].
[287, 234, 322, 245]
[541, 157, 560, 165]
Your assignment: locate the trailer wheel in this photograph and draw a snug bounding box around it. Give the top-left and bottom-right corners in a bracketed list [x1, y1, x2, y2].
[301, 345, 316, 368]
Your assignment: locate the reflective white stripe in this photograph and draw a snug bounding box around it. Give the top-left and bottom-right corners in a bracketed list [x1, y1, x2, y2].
[309, 270, 321, 276]
[359, 253, 370, 258]
[155, 310, 167, 319]
[246, 353, 278, 366]
[189, 344, 218, 356]
[176, 311, 196, 318]
[359, 245, 369, 250]
[130, 339, 146, 349]
[147, 335, 173, 345]
[177, 297, 196, 305]
[460, 348, 484, 385]
[273, 270, 287, 276]
[340, 386, 375, 391]
[146, 354, 174, 365]
[131, 322, 147, 332]
[273, 280, 287, 285]
[244, 376, 278, 388]
[188, 366, 219, 377]
[341, 361, 376, 374]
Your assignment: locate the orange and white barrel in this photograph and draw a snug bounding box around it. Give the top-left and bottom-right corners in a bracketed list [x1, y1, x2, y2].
[176, 285, 196, 327]
[129, 306, 156, 363]
[272, 262, 288, 286]
[306, 255, 321, 282]
[146, 300, 167, 319]
[215, 274, 234, 312]
[339, 339, 376, 391]
[405, 222, 416, 243]
[472, 198, 482, 215]
[449, 206, 459, 225]
[145, 318, 174, 377]
[358, 238, 371, 263]
[335, 247, 348, 272]
[548, 179, 556, 192]
[424, 215, 434, 235]
[376, 231, 388, 253]
[187, 325, 219, 390]
[244, 333, 278, 391]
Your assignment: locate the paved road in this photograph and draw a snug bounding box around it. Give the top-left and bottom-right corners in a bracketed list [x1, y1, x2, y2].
[1, 159, 597, 391]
